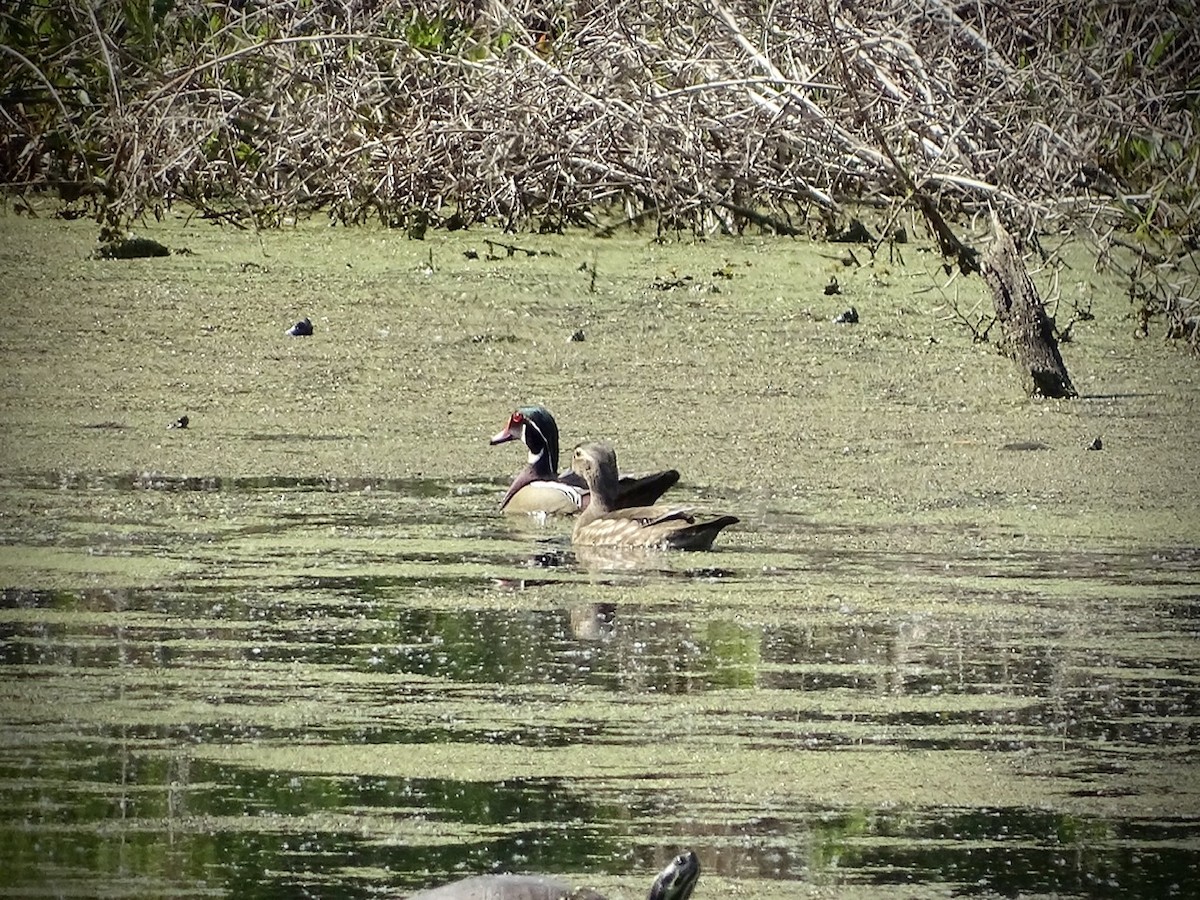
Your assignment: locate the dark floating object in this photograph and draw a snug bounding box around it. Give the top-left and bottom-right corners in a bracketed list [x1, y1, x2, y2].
[824, 277, 841, 296]
[95, 236, 171, 259]
[1002, 440, 1051, 451]
[651, 274, 694, 291]
[568, 328, 586, 342]
[830, 218, 875, 244]
[1087, 436, 1103, 451]
[470, 333, 520, 345]
[526, 550, 567, 568]
[286, 317, 313, 336]
[833, 306, 859, 324]
[168, 415, 189, 429]
[407, 208, 430, 240]
[406, 848, 700, 900]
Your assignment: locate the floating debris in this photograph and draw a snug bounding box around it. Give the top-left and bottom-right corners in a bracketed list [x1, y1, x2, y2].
[651, 274, 693, 290]
[527, 550, 567, 568]
[830, 219, 874, 243]
[95, 236, 171, 259]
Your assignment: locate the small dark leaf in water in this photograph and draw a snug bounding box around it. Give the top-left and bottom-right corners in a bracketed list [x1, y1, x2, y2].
[287, 317, 314, 336]
[1087, 436, 1103, 450]
[168, 415, 189, 429]
[834, 306, 859, 324]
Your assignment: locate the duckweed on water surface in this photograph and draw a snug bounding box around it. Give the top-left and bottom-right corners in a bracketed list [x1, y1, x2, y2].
[0, 209, 1197, 900]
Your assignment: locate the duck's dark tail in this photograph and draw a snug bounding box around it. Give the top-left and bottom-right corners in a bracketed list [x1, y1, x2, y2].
[665, 514, 739, 551]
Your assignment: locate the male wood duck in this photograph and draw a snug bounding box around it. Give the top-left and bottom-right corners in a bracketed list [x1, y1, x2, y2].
[490, 405, 680, 515]
[570, 441, 738, 549]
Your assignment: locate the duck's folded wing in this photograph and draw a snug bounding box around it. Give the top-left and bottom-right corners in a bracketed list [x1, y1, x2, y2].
[501, 476, 583, 513]
[637, 506, 696, 526]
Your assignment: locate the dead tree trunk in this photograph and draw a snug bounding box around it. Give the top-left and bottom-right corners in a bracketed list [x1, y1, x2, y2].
[981, 215, 1077, 399]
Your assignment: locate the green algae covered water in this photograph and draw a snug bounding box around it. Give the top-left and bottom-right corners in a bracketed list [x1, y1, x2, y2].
[0, 208, 1197, 899]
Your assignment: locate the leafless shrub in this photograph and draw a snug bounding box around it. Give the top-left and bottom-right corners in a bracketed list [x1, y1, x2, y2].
[1, 0, 1195, 263]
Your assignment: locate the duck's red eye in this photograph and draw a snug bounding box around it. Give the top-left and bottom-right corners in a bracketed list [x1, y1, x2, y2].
[512, 412, 524, 424]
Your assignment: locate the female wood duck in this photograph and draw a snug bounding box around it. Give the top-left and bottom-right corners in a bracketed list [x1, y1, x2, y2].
[490, 405, 680, 515]
[570, 441, 738, 549]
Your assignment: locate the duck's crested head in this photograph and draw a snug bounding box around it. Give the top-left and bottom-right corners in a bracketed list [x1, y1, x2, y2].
[490, 405, 561, 470]
[570, 441, 619, 489]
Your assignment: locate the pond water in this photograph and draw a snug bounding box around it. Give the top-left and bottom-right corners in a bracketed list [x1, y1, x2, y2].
[0, 210, 1197, 899]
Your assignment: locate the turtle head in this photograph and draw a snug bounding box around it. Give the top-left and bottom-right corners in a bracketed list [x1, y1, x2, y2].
[647, 850, 700, 900]
[490, 405, 561, 473]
